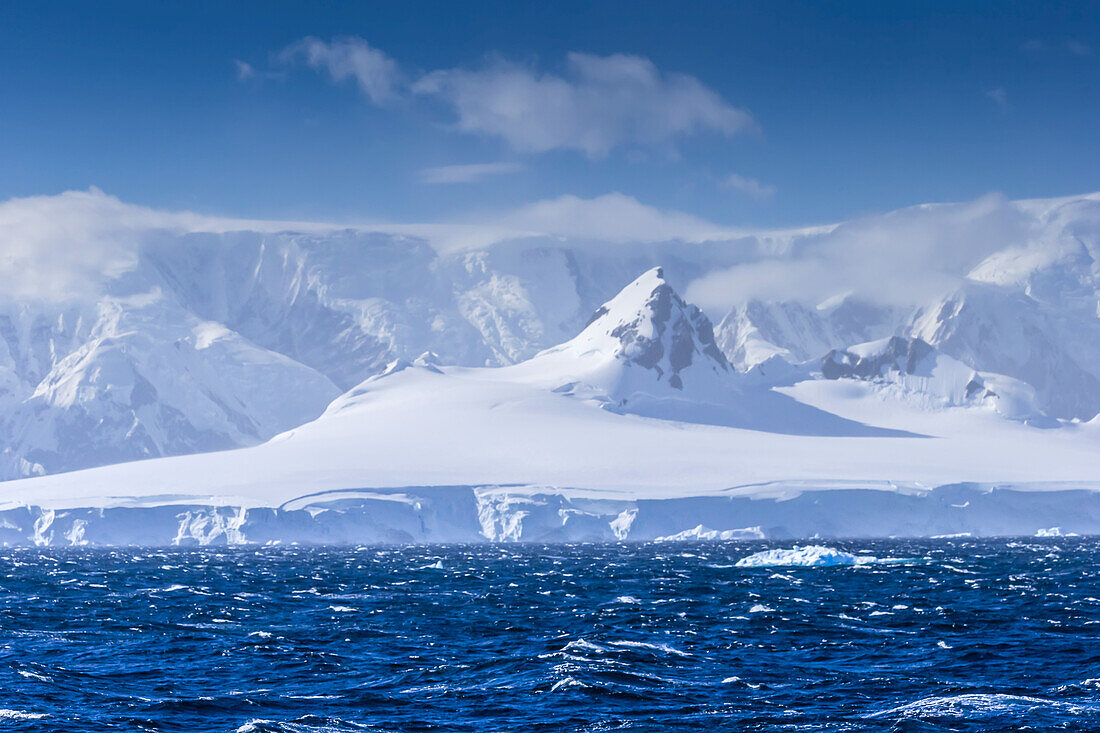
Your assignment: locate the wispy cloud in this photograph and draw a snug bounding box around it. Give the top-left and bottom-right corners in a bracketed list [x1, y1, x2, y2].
[417, 162, 523, 184]
[986, 87, 1008, 111]
[1020, 38, 1092, 57]
[1066, 40, 1093, 57]
[0, 189, 352, 301]
[0, 188, 1050, 313]
[685, 193, 1031, 310]
[233, 60, 256, 81]
[411, 52, 753, 157]
[276, 37, 754, 157]
[496, 192, 730, 242]
[280, 36, 403, 104]
[722, 173, 776, 200]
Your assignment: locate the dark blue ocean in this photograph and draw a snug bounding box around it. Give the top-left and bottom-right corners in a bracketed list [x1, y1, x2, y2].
[1, 539, 1099, 731]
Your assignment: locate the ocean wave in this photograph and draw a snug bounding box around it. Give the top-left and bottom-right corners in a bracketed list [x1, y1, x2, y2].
[560, 638, 609, 655]
[870, 693, 1100, 720]
[235, 716, 374, 732]
[606, 639, 691, 657]
[1054, 677, 1100, 693]
[549, 676, 589, 692]
[0, 709, 47, 720]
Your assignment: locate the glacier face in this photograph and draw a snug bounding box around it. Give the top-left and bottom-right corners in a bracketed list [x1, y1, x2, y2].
[9, 484, 1100, 547]
[0, 188, 1099, 486]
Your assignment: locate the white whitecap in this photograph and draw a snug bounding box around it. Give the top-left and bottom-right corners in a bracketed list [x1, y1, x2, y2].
[0, 709, 47, 720]
[550, 676, 589, 692]
[607, 639, 691, 657]
[871, 693, 1099, 720]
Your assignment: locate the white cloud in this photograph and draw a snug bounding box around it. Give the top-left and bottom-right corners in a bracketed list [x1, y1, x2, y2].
[280, 36, 403, 104]
[0, 189, 187, 302]
[0, 189, 736, 295]
[417, 162, 523, 184]
[0, 189, 343, 302]
[280, 37, 753, 156]
[685, 193, 1033, 311]
[722, 173, 776, 200]
[495, 192, 732, 242]
[412, 52, 753, 156]
[0, 189, 1064, 314]
[986, 87, 1008, 110]
[348, 193, 735, 253]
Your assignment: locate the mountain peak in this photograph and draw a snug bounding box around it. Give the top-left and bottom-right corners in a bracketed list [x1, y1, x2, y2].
[569, 266, 729, 392]
[582, 267, 666, 327]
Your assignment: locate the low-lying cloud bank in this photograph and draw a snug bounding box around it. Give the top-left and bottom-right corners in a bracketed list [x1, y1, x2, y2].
[0, 189, 341, 301]
[687, 193, 1051, 310]
[2, 187, 1097, 312]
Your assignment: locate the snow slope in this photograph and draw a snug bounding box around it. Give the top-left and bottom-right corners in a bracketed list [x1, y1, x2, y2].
[818, 336, 1041, 420]
[0, 294, 341, 476]
[908, 282, 1100, 420]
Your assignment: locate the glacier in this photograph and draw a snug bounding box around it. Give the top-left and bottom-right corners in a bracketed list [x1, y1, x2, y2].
[1, 189, 1100, 544]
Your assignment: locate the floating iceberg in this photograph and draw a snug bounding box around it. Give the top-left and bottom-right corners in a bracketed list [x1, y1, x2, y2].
[654, 525, 766, 542]
[735, 545, 877, 568]
[1036, 527, 1079, 537]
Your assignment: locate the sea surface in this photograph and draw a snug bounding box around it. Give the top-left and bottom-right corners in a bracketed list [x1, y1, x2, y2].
[1, 539, 1099, 731]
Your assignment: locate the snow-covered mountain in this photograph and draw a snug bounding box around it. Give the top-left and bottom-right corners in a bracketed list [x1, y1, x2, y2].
[908, 282, 1100, 420]
[715, 296, 901, 370]
[0, 205, 741, 477]
[1, 187, 1100, 490]
[708, 193, 1100, 420]
[4, 268, 1100, 546]
[519, 267, 732, 404]
[819, 336, 1041, 420]
[0, 300, 340, 477]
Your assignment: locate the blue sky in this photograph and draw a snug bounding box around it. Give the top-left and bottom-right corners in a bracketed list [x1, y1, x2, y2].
[0, 1, 1097, 228]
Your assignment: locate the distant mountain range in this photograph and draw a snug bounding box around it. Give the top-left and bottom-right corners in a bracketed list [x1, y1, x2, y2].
[2, 190, 1099, 481]
[2, 189, 1100, 544]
